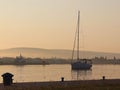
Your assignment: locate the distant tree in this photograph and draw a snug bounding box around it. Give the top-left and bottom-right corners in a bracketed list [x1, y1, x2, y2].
[114, 56, 116, 60]
[94, 57, 99, 60]
[105, 56, 107, 60]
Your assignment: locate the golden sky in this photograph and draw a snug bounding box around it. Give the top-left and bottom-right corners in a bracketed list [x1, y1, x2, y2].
[0, 0, 120, 53]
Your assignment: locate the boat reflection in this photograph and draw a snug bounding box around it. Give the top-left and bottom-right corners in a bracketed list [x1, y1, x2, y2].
[71, 69, 92, 80]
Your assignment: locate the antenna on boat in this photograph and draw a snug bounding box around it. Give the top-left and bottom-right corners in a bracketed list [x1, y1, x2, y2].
[77, 11, 80, 60]
[72, 11, 80, 61]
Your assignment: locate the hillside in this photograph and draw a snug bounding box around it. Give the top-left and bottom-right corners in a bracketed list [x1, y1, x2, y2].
[0, 47, 120, 59]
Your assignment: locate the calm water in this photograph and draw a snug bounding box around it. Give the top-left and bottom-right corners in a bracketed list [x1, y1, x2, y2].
[0, 64, 120, 83]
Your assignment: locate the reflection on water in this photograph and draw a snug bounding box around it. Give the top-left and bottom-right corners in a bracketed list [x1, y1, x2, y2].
[15, 65, 25, 82]
[0, 64, 120, 83]
[71, 69, 92, 80]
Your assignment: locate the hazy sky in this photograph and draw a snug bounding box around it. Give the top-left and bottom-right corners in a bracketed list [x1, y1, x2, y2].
[0, 0, 120, 53]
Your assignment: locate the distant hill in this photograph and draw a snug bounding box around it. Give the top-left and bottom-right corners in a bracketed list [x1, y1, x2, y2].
[0, 47, 120, 59]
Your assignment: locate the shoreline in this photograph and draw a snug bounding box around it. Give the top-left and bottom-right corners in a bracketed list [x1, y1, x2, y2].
[0, 63, 120, 65]
[0, 79, 120, 90]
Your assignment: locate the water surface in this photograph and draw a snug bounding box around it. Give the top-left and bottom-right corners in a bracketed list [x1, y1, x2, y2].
[0, 64, 120, 83]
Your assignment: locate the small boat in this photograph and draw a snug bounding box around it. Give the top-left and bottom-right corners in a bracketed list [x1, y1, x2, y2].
[71, 11, 92, 70]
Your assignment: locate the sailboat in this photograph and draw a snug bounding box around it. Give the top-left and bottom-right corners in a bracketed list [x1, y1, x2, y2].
[71, 11, 92, 70]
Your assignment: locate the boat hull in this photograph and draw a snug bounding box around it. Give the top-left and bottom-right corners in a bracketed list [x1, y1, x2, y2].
[71, 62, 92, 70]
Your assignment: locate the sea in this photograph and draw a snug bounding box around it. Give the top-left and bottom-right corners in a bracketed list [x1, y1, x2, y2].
[0, 64, 120, 83]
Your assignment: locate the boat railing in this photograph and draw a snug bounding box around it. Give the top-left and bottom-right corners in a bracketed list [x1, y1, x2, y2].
[79, 59, 92, 64]
[72, 58, 92, 64]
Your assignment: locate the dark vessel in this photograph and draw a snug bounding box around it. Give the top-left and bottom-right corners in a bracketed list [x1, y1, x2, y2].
[71, 11, 92, 70]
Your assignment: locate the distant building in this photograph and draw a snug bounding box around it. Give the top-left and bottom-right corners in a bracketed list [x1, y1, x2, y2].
[14, 54, 26, 64]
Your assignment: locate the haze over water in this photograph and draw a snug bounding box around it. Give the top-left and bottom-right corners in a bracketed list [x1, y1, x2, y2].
[0, 0, 120, 53]
[0, 0, 120, 84]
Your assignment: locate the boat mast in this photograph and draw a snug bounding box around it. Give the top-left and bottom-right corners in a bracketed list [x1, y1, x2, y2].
[77, 11, 80, 60]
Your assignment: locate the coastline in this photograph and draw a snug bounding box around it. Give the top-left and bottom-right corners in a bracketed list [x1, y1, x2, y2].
[0, 79, 120, 90]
